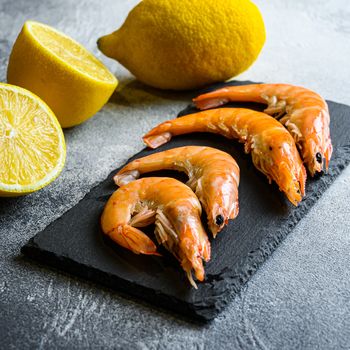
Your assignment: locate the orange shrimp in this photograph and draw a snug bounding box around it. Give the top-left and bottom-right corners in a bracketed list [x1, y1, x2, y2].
[114, 146, 240, 237]
[193, 83, 332, 176]
[101, 177, 210, 288]
[143, 108, 306, 206]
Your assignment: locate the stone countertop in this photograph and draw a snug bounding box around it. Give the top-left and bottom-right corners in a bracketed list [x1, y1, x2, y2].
[1, 0, 349, 348]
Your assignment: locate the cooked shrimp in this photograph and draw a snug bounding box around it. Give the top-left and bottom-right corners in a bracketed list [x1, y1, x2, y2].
[101, 177, 210, 288]
[114, 146, 240, 237]
[143, 108, 306, 205]
[193, 83, 332, 176]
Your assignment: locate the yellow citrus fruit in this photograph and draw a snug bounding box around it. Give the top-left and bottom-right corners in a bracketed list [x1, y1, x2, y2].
[0, 83, 66, 196]
[7, 21, 118, 128]
[97, 0, 265, 90]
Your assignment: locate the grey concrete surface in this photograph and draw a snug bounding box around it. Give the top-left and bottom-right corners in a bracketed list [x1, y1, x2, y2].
[0, 0, 349, 348]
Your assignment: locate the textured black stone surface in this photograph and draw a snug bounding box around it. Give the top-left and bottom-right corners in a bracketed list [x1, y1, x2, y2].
[22, 82, 350, 322]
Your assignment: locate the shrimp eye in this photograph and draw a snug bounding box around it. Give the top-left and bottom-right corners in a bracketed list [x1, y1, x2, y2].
[316, 152, 322, 164]
[215, 215, 224, 226]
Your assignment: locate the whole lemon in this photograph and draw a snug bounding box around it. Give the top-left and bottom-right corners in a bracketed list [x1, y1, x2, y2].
[98, 0, 265, 90]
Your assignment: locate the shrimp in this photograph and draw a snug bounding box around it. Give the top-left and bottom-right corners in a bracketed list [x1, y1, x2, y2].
[193, 83, 332, 176]
[114, 146, 240, 237]
[143, 108, 306, 206]
[101, 177, 210, 288]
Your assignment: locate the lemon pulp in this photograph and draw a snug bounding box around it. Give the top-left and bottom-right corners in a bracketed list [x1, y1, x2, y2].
[0, 83, 66, 195]
[28, 21, 115, 82]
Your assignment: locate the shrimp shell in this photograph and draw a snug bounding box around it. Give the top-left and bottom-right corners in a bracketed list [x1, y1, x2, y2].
[193, 83, 332, 176]
[101, 177, 210, 288]
[114, 146, 240, 237]
[143, 108, 306, 205]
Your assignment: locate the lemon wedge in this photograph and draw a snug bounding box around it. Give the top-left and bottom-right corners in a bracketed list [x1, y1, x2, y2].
[0, 83, 66, 196]
[7, 21, 118, 128]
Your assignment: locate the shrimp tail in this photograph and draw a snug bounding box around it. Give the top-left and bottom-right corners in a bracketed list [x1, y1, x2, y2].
[108, 225, 161, 256]
[143, 112, 218, 149]
[143, 131, 172, 149]
[143, 112, 214, 149]
[195, 97, 230, 110]
[114, 170, 140, 187]
[114, 148, 188, 187]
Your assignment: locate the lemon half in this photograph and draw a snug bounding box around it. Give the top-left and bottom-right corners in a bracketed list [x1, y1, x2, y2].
[0, 83, 66, 196]
[7, 21, 118, 128]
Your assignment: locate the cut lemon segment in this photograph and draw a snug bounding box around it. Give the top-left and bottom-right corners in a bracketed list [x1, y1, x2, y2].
[0, 83, 66, 196]
[29, 21, 114, 82]
[7, 21, 118, 128]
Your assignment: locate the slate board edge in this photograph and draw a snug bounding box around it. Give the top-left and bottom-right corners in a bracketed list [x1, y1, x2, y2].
[21, 145, 350, 322]
[21, 243, 207, 323]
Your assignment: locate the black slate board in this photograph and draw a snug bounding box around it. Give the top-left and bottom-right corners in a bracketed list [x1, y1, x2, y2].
[22, 81, 350, 321]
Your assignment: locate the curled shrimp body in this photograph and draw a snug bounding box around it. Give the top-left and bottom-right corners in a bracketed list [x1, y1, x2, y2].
[101, 177, 210, 287]
[193, 83, 332, 176]
[143, 108, 306, 206]
[114, 146, 240, 237]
